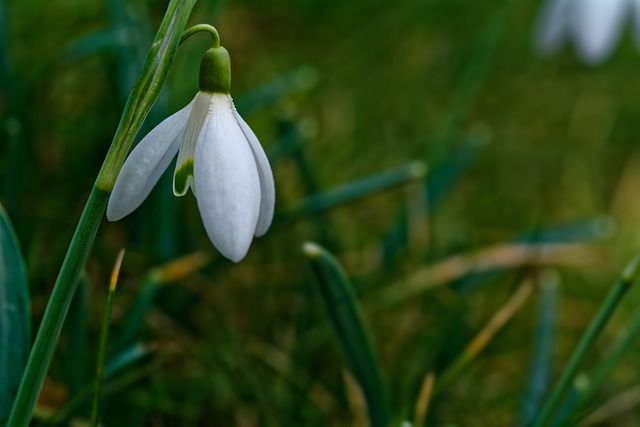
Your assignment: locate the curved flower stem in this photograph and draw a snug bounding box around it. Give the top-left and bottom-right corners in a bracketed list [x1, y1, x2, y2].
[180, 24, 220, 47]
[7, 1, 198, 425]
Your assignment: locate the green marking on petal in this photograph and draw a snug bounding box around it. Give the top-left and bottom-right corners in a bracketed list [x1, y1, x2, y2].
[173, 158, 194, 196]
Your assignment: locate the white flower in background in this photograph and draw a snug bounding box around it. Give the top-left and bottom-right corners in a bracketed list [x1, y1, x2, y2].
[107, 46, 275, 262]
[534, 0, 639, 64]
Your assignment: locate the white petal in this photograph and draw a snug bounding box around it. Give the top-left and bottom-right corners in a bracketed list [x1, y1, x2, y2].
[228, 95, 275, 237]
[533, 0, 573, 55]
[107, 100, 194, 221]
[571, 0, 628, 64]
[173, 92, 213, 196]
[194, 94, 261, 262]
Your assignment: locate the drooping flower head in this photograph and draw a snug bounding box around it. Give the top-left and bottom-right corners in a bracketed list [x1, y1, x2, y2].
[534, 0, 640, 64]
[107, 31, 275, 262]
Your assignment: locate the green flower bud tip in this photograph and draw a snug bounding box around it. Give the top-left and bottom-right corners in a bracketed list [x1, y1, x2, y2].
[199, 46, 231, 94]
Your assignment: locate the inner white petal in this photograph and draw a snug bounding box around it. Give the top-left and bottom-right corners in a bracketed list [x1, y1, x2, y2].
[173, 91, 213, 196]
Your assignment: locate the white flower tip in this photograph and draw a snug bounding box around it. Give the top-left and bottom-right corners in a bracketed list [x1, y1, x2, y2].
[303, 241, 322, 257]
[216, 235, 253, 263]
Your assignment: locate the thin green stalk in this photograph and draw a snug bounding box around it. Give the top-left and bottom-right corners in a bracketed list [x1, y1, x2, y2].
[531, 252, 640, 427]
[7, 1, 197, 424]
[90, 250, 124, 427]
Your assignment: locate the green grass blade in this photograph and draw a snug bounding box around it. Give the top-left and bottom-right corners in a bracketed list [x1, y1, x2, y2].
[519, 271, 559, 427]
[0, 204, 30, 423]
[90, 249, 125, 427]
[303, 242, 391, 427]
[553, 285, 640, 426]
[531, 252, 640, 427]
[279, 162, 427, 224]
[436, 278, 533, 393]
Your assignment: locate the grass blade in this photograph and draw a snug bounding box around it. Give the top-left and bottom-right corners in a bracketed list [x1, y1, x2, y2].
[519, 271, 559, 427]
[90, 249, 125, 427]
[413, 372, 435, 427]
[435, 278, 533, 392]
[0, 204, 30, 423]
[303, 242, 391, 427]
[553, 279, 640, 426]
[373, 242, 600, 306]
[531, 252, 640, 427]
[280, 162, 426, 224]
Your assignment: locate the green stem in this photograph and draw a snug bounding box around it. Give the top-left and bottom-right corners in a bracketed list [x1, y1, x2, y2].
[531, 252, 640, 427]
[180, 24, 220, 47]
[7, 187, 108, 427]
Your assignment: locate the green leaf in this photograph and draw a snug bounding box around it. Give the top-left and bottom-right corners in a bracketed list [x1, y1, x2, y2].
[519, 271, 558, 427]
[303, 242, 391, 427]
[0, 203, 30, 422]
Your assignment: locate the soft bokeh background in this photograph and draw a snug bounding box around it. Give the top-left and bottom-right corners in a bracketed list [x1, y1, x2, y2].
[4, 0, 640, 425]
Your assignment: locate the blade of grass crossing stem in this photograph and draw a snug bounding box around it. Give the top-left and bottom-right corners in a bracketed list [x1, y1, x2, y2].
[519, 271, 559, 427]
[0, 204, 30, 424]
[531, 252, 640, 427]
[435, 279, 533, 393]
[91, 249, 125, 427]
[303, 242, 391, 427]
[280, 162, 427, 224]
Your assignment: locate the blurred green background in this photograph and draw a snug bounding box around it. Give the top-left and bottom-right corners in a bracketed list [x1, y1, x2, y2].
[4, 0, 640, 425]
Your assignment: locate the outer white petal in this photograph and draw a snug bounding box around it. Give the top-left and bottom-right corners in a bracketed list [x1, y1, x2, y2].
[194, 94, 261, 262]
[106, 100, 194, 221]
[571, 0, 628, 64]
[533, 0, 573, 55]
[228, 95, 275, 237]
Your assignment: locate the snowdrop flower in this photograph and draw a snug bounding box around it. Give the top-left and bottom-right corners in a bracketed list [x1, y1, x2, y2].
[107, 44, 275, 262]
[534, 0, 639, 64]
